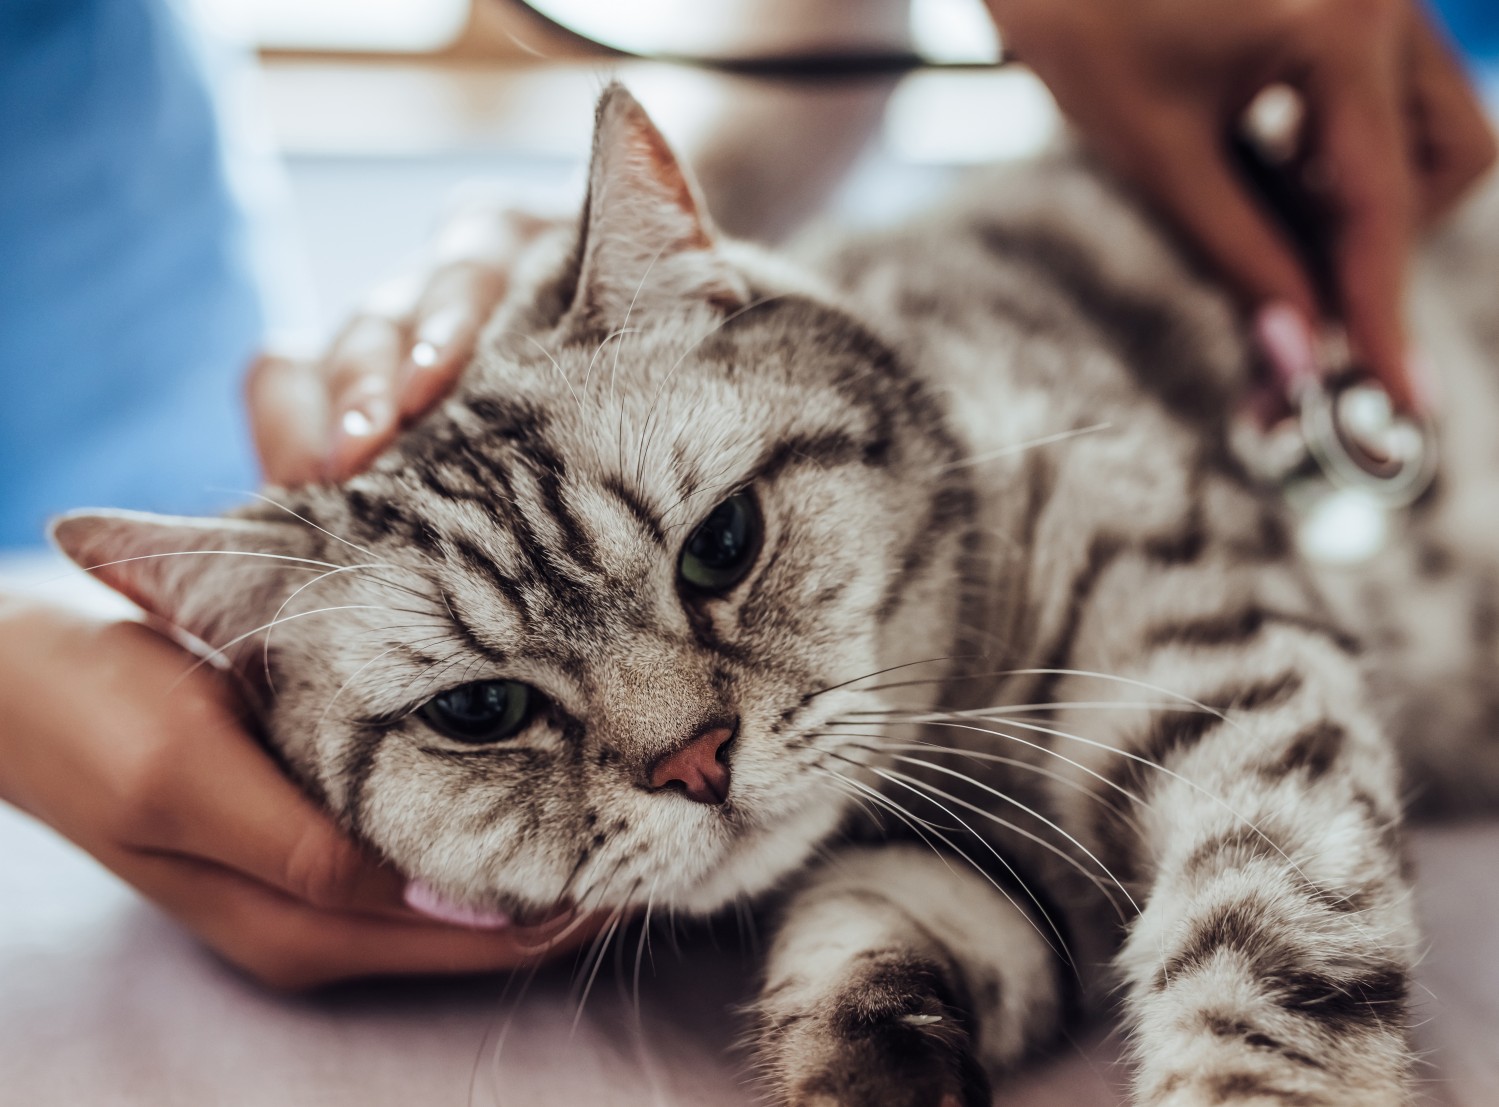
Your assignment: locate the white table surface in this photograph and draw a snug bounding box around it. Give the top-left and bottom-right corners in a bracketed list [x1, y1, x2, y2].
[2, 553, 1496, 1106]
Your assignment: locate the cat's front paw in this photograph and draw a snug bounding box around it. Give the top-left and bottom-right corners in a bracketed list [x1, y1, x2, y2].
[755, 954, 991, 1107]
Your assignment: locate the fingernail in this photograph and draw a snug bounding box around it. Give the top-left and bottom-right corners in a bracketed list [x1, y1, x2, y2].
[1406, 352, 1442, 416]
[334, 384, 393, 440]
[408, 307, 467, 374]
[403, 880, 511, 930]
[1253, 301, 1320, 396]
[325, 385, 394, 478]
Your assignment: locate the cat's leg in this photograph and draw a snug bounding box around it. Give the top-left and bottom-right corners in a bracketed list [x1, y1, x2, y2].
[751, 844, 1063, 1107]
[1031, 485, 1419, 1105]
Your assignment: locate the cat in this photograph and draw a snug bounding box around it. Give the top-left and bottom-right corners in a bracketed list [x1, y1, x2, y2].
[52, 83, 1499, 1106]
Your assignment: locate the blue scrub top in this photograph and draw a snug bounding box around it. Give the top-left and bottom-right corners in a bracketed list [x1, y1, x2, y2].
[0, 0, 262, 549]
[1441, 0, 1499, 63]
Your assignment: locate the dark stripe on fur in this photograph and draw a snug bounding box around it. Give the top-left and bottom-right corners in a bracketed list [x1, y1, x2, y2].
[878, 481, 978, 624]
[1096, 672, 1303, 879]
[601, 475, 666, 545]
[340, 723, 391, 834]
[1203, 1015, 1327, 1072]
[970, 220, 1234, 428]
[1267, 721, 1346, 781]
[451, 539, 533, 635]
[1181, 825, 1288, 881]
[1205, 1073, 1321, 1106]
[1143, 606, 1361, 654]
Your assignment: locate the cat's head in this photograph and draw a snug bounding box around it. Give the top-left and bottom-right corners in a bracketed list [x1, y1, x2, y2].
[54, 85, 972, 921]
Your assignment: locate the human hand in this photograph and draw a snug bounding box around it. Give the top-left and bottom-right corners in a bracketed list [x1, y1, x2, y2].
[987, 0, 1497, 412]
[247, 205, 559, 486]
[0, 596, 601, 990]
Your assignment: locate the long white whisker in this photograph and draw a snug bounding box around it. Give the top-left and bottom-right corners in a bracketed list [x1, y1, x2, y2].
[813, 754, 1075, 971]
[515, 332, 580, 406]
[883, 756, 1135, 916]
[890, 714, 1325, 900]
[934, 421, 1113, 474]
[821, 726, 1151, 839]
[260, 562, 433, 694]
[235, 490, 376, 558]
[812, 731, 1135, 917]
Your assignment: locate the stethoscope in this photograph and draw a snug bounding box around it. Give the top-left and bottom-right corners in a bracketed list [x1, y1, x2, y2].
[1295, 370, 1438, 509]
[1231, 118, 1440, 511]
[510, 0, 1442, 509]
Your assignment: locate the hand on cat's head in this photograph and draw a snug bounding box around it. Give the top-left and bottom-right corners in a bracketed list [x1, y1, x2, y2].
[247, 205, 560, 488]
[0, 595, 607, 991]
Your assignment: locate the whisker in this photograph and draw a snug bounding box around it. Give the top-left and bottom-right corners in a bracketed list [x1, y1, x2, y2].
[75, 549, 341, 575]
[809, 732, 1134, 916]
[259, 561, 438, 694]
[800, 655, 976, 702]
[839, 699, 1214, 720]
[819, 725, 1151, 839]
[881, 754, 1134, 917]
[234, 490, 376, 558]
[583, 326, 637, 393]
[810, 757, 1075, 973]
[876, 713, 1325, 900]
[933, 420, 1113, 474]
[515, 332, 580, 406]
[572, 902, 632, 1035]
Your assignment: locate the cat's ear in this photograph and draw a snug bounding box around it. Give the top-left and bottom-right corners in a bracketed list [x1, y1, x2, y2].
[568, 82, 748, 327]
[50, 509, 317, 658]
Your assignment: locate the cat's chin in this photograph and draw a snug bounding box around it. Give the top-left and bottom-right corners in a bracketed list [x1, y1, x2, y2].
[660, 791, 850, 916]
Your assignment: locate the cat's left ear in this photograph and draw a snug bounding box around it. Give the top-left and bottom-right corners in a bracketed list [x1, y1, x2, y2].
[568, 83, 749, 328]
[50, 509, 318, 666]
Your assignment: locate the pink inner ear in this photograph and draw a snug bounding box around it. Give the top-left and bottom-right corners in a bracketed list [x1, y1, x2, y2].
[51, 512, 165, 615]
[49, 510, 313, 661]
[622, 106, 714, 253]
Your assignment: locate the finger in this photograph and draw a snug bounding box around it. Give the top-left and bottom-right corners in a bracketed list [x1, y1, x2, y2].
[1309, 60, 1418, 410]
[321, 314, 408, 481]
[1119, 104, 1323, 323]
[120, 693, 408, 916]
[397, 261, 508, 421]
[1404, 11, 1498, 224]
[116, 849, 608, 990]
[244, 354, 330, 487]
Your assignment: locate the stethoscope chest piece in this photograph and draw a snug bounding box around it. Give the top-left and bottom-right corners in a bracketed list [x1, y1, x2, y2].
[1242, 371, 1439, 565]
[1298, 373, 1437, 510]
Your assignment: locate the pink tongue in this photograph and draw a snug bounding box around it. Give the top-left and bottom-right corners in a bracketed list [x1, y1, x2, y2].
[402, 880, 512, 930]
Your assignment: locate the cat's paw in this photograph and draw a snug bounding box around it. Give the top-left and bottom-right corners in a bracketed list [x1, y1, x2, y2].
[755, 954, 991, 1107]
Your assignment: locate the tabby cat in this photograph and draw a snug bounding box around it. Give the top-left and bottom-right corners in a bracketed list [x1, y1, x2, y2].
[54, 84, 1499, 1106]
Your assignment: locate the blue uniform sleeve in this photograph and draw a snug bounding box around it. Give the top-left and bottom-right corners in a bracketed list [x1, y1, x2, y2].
[0, 0, 264, 550]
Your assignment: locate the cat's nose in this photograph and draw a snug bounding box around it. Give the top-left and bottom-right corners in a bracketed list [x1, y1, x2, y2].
[646, 722, 735, 805]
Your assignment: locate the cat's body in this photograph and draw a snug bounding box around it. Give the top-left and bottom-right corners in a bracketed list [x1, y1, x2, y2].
[56, 87, 1499, 1106]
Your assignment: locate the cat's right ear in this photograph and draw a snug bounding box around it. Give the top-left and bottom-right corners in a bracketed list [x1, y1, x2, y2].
[50, 509, 318, 660]
[565, 82, 749, 329]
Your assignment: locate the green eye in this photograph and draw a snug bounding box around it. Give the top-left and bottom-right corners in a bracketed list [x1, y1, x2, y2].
[418, 681, 535, 744]
[679, 491, 762, 593]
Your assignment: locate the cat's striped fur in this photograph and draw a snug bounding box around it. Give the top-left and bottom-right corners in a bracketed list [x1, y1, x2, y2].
[55, 85, 1499, 1106]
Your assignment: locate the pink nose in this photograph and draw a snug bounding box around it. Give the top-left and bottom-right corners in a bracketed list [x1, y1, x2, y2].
[647, 724, 735, 805]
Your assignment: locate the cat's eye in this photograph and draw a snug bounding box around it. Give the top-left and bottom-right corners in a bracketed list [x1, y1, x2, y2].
[679, 491, 762, 593]
[418, 680, 536, 744]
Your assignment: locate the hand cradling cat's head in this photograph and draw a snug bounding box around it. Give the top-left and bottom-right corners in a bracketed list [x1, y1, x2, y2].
[52, 84, 971, 921]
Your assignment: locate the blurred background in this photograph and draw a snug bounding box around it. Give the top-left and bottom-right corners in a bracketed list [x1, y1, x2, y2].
[212, 0, 1048, 340]
[1, 0, 1496, 550]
